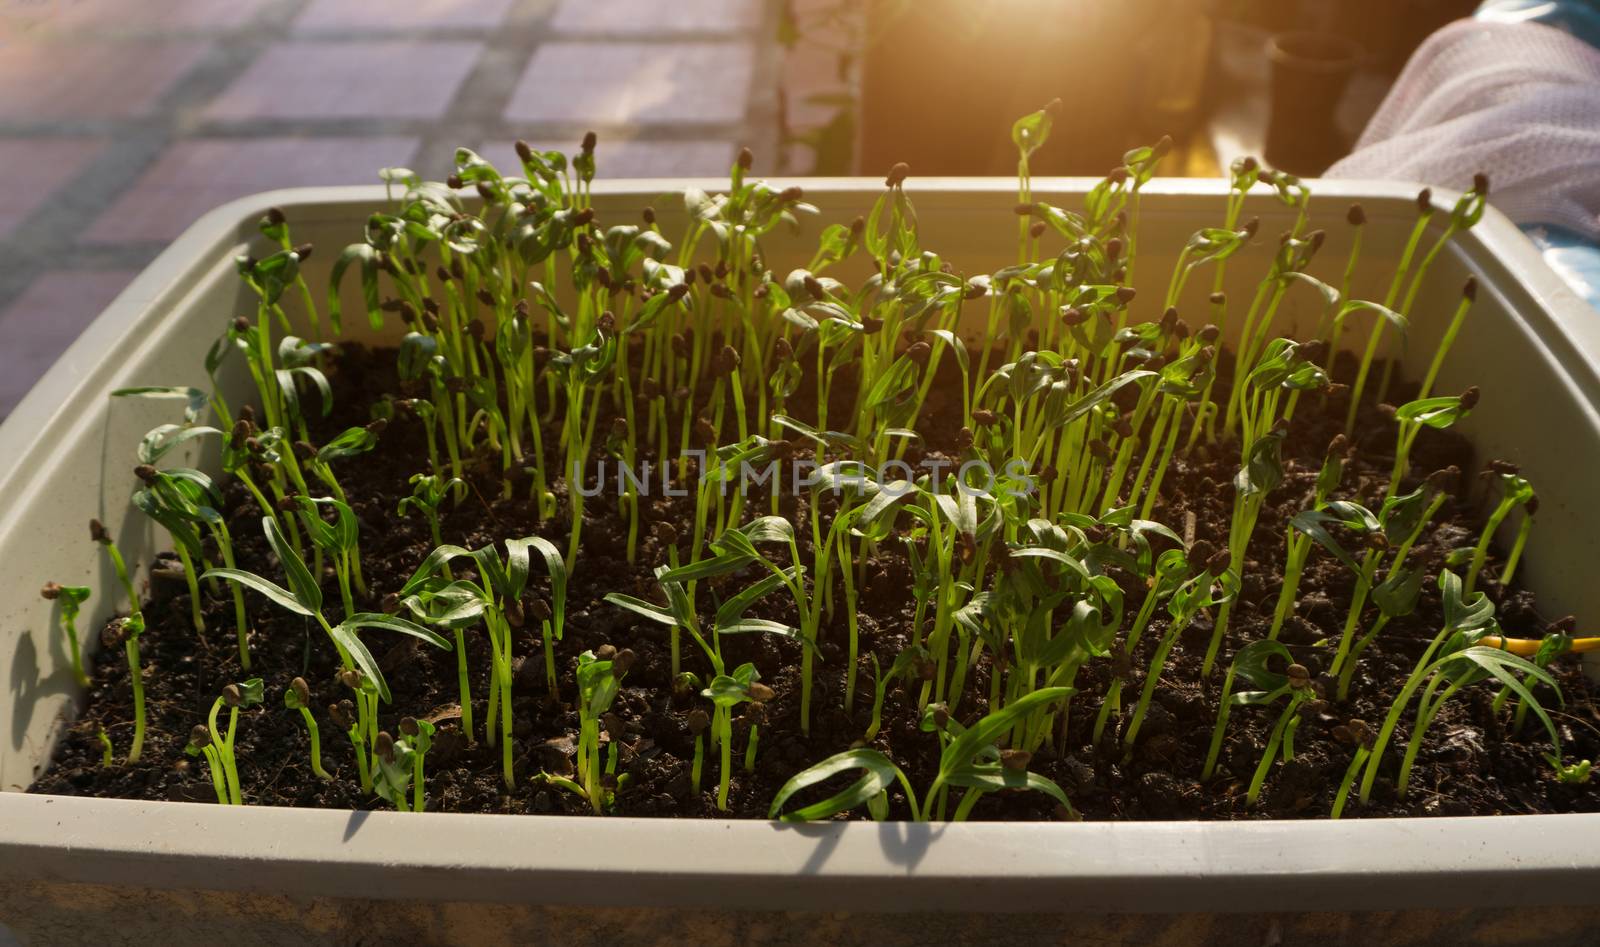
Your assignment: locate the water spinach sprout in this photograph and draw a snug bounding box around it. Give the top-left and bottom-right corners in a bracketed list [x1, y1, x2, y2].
[770, 687, 1074, 822]
[185, 678, 263, 805]
[1201, 640, 1317, 804]
[40, 582, 92, 688]
[399, 535, 566, 786]
[284, 676, 331, 780]
[373, 716, 437, 812]
[702, 662, 772, 811]
[1353, 572, 1558, 807]
[206, 516, 451, 793]
[90, 519, 147, 763]
[1466, 466, 1536, 596]
[544, 645, 635, 814]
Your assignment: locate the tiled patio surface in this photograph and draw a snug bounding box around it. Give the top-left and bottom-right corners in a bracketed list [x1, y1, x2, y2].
[0, 39, 212, 121]
[203, 40, 487, 121]
[504, 42, 757, 125]
[83, 136, 424, 243]
[0, 0, 791, 417]
[0, 138, 106, 236]
[549, 0, 761, 35]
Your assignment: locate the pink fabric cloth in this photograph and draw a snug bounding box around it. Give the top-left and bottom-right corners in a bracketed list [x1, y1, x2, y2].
[1327, 19, 1600, 241]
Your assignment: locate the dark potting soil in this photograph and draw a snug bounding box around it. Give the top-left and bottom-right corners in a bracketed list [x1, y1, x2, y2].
[28, 343, 1600, 821]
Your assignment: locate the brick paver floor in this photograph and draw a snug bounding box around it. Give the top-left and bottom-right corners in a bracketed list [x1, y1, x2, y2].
[0, 0, 798, 417]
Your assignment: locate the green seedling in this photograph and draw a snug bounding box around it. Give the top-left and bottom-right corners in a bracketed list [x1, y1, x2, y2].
[1318, 203, 1368, 358]
[1353, 572, 1561, 807]
[835, 468, 1001, 723]
[328, 688, 372, 791]
[1327, 476, 1455, 700]
[1548, 755, 1592, 784]
[982, 509, 1146, 756]
[284, 676, 331, 780]
[1220, 226, 1332, 440]
[302, 423, 385, 596]
[545, 646, 636, 814]
[550, 323, 618, 571]
[611, 534, 812, 686]
[233, 247, 313, 444]
[257, 206, 322, 341]
[1267, 434, 1347, 640]
[1286, 498, 1386, 691]
[401, 717, 437, 812]
[770, 687, 1074, 822]
[1202, 422, 1288, 676]
[866, 646, 928, 742]
[370, 731, 411, 811]
[206, 516, 451, 792]
[1392, 639, 1559, 802]
[609, 553, 809, 806]
[287, 494, 362, 618]
[373, 716, 437, 812]
[396, 337, 466, 493]
[399, 536, 565, 784]
[768, 747, 917, 823]
[701, 662, 771, 811]
[1345, 177, 1486, 431]
[397, 472, 464, 550]
[41, 582, 92, 688]
[1467, 466, 1536, 596]
[131, 457, 254, 667]
[1387, 387, 1476, 501]
[1493, 630, 1569, 735]
[1201, 641, 1317, 804]
[1329, 719, 1376, 819]
[663, 511, 825, 734]
[1373, 177, 1488, 407]
[1127, 548, 1236, 749]
[186, 677, 263, 805]
[90, 519, 148, 763]
[1094, 547, 1190, 745]
[686, 706, 710, 796]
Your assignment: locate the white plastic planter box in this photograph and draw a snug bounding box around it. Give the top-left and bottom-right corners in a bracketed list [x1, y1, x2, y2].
[2, 180, 1599, 941]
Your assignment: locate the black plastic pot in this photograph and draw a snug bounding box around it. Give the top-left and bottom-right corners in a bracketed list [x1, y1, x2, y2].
[1264, 31, 1361, 174]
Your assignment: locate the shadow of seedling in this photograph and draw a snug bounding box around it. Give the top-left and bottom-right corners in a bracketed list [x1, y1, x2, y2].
[875, 820, 944, 871]
[343, 809, 371, 842]
[770, 818, 947, 876]
[8, 631, 42, 763]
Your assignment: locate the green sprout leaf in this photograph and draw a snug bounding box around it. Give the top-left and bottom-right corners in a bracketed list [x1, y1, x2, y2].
[1234, 428, 1287, 496]
[769, 747, 912, 822]
[331, 614, 450, 703]
[264, 515, 322, 614]
[1227, 639, 1293, 705]
[1373, 565, 1425, 617]
[1011, 105, 1054, 160]
[1290, 501, 1380, 575]
[233, 677, 265, 708]
[604, 592, 679, 627]
[204, 568, 311, 617]
[1395, 393, 1473, 429]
